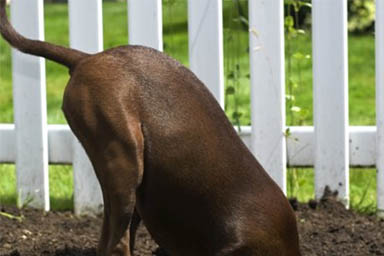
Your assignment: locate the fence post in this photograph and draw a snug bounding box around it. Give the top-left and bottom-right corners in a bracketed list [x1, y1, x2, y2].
[68, 0, 103, 216]
[128, 0, 163, 51]
[248, 0, 286, 191]
[312, 0, 349, 204]
[11, 0, 49, 211]
[376, 0, 384, 218]
[188, 0, 224, 108]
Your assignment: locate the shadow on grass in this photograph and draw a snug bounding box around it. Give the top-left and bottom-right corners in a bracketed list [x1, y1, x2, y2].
[0, 194, 16, 206]
[50, 196, 74, 211]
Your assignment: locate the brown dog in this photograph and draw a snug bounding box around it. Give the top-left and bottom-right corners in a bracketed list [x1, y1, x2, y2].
[0, 1, 300, 255]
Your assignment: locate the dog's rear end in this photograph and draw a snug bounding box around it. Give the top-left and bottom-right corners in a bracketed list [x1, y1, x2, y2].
[0, 1, 301, 255]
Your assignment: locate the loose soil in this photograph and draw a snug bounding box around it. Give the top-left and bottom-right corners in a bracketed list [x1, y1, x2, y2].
[1, 193, 383, 256]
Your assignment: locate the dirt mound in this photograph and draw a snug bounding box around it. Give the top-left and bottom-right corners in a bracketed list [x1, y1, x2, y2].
[1, 194, 383, 256]
[296, 191, 384, 256]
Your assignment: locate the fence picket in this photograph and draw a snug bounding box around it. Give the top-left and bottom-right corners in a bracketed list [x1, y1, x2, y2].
[68, 0, 103, 216]
[11, 0, 49, 210]
[188, 0, 224, 107]
[376, 0, 384, 217]
[248, 0, 286, 191]
[312, 0, 349, 204]
[128, 0, 163, 51]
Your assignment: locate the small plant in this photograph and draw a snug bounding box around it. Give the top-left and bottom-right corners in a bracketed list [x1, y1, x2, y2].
[17, 189, 35, 209]
[350, 171, 376, 214]
[285, 0, 311, 127]
[284, 0, 311, 199]
[226, 64, 243, 132]
[0, 211, 24, 222]
[224, 0, 249, 131]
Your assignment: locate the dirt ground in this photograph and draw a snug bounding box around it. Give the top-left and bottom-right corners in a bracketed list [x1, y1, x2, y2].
[1, 192, 384, 256]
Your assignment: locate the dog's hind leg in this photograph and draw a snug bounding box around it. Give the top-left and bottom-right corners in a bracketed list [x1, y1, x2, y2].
[93, 126, 144, 256]
[64, 108, 144, 256]
[91, 133, 143, 256]
[62, 78, 145, 256]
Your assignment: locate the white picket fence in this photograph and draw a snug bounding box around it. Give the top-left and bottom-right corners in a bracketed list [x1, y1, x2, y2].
[0, 0, 383, 217]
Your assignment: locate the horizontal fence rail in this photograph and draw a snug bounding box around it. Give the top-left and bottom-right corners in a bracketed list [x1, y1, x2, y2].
[0, 0, 383, 216]
[0, 125, 379, 167]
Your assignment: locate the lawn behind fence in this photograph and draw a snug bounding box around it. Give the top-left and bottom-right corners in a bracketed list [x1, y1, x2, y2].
[0, 2, 377, 213]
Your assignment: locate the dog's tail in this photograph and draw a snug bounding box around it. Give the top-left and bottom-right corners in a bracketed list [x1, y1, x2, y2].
[0, 0, 89, 69]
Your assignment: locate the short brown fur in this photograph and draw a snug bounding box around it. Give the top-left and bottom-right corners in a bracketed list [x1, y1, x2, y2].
[0, 1, 301, 255]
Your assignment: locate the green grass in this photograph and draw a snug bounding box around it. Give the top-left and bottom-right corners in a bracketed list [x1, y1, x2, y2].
[0, 164, 73, 211]
[0, 2, 379, 213]
[287, 168, 377, 214]
[0, 165, 16, 206]
[48, 165, 73, 210]
[349, 168, 377, 213]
